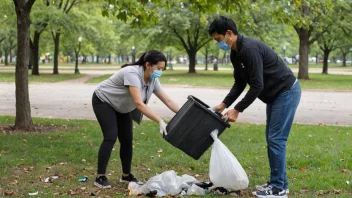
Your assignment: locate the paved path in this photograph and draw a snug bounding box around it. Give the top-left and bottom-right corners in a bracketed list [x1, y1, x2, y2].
[1, 82, 352, 126]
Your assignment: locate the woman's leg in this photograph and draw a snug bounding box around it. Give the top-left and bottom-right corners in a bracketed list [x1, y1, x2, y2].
[116, 112, 133, 174]
[92, 93, 119, 175]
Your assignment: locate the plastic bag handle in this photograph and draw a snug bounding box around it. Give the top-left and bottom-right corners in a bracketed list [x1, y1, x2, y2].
[210, 129, 219, 140]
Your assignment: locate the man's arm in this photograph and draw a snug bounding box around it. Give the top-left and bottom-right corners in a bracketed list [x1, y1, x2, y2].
[222, 70, 246, 108]
[234, 48, 264, 112]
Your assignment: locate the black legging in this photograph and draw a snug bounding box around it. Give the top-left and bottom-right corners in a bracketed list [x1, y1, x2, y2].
[92, 92, 133, 174]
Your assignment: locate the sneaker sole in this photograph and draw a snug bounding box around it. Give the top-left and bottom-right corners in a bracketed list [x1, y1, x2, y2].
[252, 186, 290, 195]
[94, 182, 111, 189]
[256, 195, 287, 198]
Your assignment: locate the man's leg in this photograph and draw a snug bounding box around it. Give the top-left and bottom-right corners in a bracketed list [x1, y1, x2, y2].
[267, 82, 301, 190]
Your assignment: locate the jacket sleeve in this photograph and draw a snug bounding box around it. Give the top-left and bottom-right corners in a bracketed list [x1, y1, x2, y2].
[222, 69, 246, 108]
[234, 48, 264, 112]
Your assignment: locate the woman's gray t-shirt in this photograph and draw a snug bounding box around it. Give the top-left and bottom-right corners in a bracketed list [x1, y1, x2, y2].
[94, 65, 161, 113]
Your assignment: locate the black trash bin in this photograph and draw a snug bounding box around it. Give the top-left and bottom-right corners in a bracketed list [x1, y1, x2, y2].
[165, 95, 230, 160]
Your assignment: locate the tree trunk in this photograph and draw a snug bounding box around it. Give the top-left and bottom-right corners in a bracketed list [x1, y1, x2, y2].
[297, 29, 310, 79]
[188, 49, 196, 73]
[205, 48, 208, 70]
[108, 54, 111, 64]
[342, 52, 347, 67]
[14, 0, 34, 130]
[53, 32, 60, 74]
[10, 50, 13, 63]
[31, 31, 40, 75]
[4, 50, 9, 65]
[322, 49, 330, 74]
[96, 55, 99, 63]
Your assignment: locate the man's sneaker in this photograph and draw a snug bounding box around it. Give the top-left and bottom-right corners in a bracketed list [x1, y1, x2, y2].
[94, 176, 111, 189]
[255, 186, 287, 198]
[256, 182, 289, 194]
[256, 181, 271, 191]
[120, 173, 143, 185]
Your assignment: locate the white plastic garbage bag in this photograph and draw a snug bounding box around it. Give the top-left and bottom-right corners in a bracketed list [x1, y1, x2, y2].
[128, 170, 198, 196]
[209, 130, 249, 191]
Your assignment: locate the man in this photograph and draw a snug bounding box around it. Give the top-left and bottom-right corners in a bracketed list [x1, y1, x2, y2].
[208, 16, 301, 198]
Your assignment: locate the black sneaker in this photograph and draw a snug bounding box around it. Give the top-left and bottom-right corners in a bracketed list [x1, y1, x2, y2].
[94, 176, 111, 189]
[255, 186, 287, 198]
[120, 173, 143, 185]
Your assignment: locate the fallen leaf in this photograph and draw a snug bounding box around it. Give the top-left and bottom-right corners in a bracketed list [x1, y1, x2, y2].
[330, 138, 334, 141]
[46, 166, 52, 170]
[5, 191, 14, 196]
[194, 174, 202, 178]
[341, 169, 348, 173]
[157, 149, 163, 153]
[340, 159, 345, 162]
[346, 181, 350, 185]
[300, 189, 309, 194]
[260, 156, 264, 158]
[333, 189, 341, 194]
[70, 191, 77, 195]
[316, 190, 324, 195]
[23, 139, 27, 143]
[300, 167, 307, 172]
[81, 187, 87, 190]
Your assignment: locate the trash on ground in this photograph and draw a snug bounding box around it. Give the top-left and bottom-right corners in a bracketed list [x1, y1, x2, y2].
[28, 191, 39, 196]
[78, 176, 88, 182]
[44, 175, 59, 183]
[128, 170, 204, 196]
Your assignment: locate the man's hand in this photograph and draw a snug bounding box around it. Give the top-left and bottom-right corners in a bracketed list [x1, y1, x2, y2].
[223, 109, 240, 122]
[213, 103, 227, 113]
[159, 120, 167, 137]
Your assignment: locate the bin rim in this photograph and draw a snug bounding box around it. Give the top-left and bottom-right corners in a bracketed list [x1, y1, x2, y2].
[187, 95, 231, 128]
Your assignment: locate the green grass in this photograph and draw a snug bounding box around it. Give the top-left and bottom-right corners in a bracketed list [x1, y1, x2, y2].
[0, 116, 351, 197]
[86, 70, 352, 91]
[0, 73, 85, 83]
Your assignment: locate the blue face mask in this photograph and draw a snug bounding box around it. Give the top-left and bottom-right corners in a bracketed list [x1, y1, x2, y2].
[150, 70, 162, 79]
[217, 40, 231, 51]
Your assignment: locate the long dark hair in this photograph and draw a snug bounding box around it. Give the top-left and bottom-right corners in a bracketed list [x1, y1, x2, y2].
[121, 50, 167, 69]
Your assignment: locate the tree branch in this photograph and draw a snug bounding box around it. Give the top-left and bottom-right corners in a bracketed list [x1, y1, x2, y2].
[25, 0, 36, 10]
[66, 0, 79, 14]
[58, 0, 63, 9]
[197, 38, 212, 51]
[309, 30, 326, 45]
[186, 29, 192, 49]
[167, 23, 190, 52]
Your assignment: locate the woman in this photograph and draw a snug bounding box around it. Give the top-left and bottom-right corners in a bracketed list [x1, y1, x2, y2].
[92, 50, 180, 188]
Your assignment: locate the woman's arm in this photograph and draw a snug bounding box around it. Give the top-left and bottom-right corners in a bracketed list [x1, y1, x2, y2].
[154, 89, 180, 113]
[129, 86, 161, 123]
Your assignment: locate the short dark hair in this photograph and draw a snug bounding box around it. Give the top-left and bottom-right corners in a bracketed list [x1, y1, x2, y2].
[121, 50, 167, 70]
[208, 16, 238, 36]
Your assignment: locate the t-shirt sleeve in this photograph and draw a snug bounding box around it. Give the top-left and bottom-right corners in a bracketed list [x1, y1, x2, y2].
[123, 70, 141, 89]
[153, 79, 162, 93]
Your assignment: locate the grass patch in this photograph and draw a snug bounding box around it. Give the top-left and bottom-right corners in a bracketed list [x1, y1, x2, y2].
[0, 116, 351, 197]
[86, 70, 352, 91]
[0, 73, 85, 83]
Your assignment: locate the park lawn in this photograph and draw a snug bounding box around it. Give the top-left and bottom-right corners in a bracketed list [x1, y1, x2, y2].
[87, 70, 352, 90]
[0, 73, 85, 83]
[0, 116, 351, 197]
